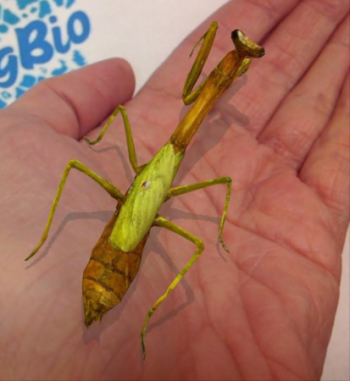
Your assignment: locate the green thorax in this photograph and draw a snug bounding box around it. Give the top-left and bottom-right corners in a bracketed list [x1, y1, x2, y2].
[110, 141, 184, 252]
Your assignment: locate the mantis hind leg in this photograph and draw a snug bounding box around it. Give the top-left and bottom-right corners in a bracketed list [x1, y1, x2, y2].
[182, 21, 218, 105]
[165, 176, 232, 252]
[141, 215, 204, 359]
[25, 159, 123, 261]
[84, 105, 146, 174]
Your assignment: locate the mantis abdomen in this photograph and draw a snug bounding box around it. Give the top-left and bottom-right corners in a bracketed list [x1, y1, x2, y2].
[83, 202, 150, 327]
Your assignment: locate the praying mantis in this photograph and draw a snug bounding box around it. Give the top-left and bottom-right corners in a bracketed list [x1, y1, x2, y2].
[25, 21, 265, 359]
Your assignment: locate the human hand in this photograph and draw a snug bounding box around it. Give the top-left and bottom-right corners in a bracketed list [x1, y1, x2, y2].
[1, 0, 349, 379]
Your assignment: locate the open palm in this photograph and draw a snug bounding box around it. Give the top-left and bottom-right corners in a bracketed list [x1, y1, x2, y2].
[1, 1, 349, 380]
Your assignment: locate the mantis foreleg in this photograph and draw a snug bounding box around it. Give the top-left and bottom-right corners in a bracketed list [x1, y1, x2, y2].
[183, 21, 252, 105]
[182, 21, 218, 105]
[235, 58, 252, 78]
[141, 215, 204, 359]
[25, 159, 123, 261]
[166, 176, 232, 252]
[84, 105, 146, 174]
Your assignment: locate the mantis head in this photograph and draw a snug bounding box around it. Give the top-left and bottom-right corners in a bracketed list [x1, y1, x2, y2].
[231, 29, 265, 58]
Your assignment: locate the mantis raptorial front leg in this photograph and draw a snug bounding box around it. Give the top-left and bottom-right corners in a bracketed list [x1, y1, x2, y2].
[166, 176, 232, 252]
[141, 215, 205, 359]
[25, 159, 123, 261]
[182, 21, 252, 106]
[84, 105, 147, 174]
[182, 21, 219, 105]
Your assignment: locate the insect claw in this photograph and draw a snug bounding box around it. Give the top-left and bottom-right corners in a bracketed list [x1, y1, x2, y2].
[141, 333, 146, 360]
[219, 236, 229, 253]
[25, 248, 38, 261]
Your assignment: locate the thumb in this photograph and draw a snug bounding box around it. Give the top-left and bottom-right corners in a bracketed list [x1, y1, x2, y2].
[3, 58, 135, 139]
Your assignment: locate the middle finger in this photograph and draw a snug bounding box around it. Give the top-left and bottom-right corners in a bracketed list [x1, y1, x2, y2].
[258, 15, 349, 170]
[234, 0, 349, 137]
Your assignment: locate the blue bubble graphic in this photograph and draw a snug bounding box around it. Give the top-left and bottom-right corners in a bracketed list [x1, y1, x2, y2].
[0, 24, 9, 33]
[20, 74, 36, 87]
[4, 9, 21, 25]
[52, 0, 64, 7]
[16, 86, 26, 98]
[39, 0, 52, 18]
[16, 0, 38, 11]
[51, 59, 68, 75]
[66, 0, 75, 8]
[1, 91, 11, 99]
[0, 99, 7, 109]
[72, 50, 85, 66]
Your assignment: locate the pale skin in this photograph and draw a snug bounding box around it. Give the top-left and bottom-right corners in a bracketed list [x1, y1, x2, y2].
[0, 0, 349, 380]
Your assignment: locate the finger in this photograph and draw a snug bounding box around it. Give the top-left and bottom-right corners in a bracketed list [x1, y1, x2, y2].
[130, 0, 301, 151]
[300, 72, 349, 229]
[233, 0, 349, 136]
[140, 0, 301, 101]
[258, 15, 349, 169]
[3, 58, 135, 139]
